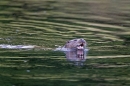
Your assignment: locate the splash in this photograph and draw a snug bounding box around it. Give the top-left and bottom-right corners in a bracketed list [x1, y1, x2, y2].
[0, 44, 35, 49]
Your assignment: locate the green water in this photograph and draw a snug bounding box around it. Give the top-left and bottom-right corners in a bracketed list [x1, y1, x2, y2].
[0, 0, 130, 86]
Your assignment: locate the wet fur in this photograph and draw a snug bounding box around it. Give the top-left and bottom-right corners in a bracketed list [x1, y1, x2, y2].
[63, 38, 87, 65]
[64, 38, 87, 49]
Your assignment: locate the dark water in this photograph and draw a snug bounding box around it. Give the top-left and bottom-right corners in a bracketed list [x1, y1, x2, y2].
[0, 0, 130, 86]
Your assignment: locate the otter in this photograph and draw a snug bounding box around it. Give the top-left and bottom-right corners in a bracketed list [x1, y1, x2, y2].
[64, 38, 87, 50]
[63, 38, 88, 66]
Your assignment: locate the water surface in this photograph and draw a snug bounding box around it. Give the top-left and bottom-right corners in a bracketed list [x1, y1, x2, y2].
[0, 0, 130, 86]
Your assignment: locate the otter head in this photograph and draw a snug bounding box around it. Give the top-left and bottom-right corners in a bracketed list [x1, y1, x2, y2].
[64, 38, 87, 49]
[63, 38, 88, 66]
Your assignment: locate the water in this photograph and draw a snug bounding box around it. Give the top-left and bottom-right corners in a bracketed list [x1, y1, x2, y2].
[0, 0, 130, 86]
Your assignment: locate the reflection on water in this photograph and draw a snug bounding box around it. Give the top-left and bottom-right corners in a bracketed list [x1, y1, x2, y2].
[55, 46, 89, 66]
[64, 49, 88, 66]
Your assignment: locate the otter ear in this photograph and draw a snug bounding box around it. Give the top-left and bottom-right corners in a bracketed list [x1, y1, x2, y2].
[67, 41, 70, 43]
